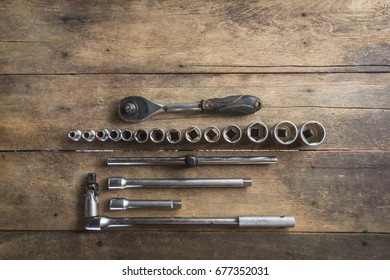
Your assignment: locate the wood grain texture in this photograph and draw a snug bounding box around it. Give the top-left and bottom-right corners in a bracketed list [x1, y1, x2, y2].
[1, 73, 389, 150]
[1, 0, 389, 260]
[1, 231, 388, 260]
[1, 151, 388, 232]
[0, 0, 389, 74]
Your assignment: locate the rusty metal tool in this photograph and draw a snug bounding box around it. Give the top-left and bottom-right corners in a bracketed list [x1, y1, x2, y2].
[118, 95, 262, 122]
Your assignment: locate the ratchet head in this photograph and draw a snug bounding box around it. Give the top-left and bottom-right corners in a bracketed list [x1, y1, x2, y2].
[118, 96, 162, 122]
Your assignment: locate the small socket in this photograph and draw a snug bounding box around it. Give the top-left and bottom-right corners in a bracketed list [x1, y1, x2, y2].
[109, 129, 122, 142]
[82, 130, 96, 142]
[121, 129, 134, 142]
[68, 129, 82, 141]
[135, 129, 149, 143]
[150, 128, 166, 143]
[185, 126, 202, 143]
[204, 126, 221, 143]
[299, 121, 326, 146]
[246, 122, 268, 144]
[166, 129, 182, 144]
[272, 121, 298, 145]
[96, 129, 109, 141]
[223, 125, 242, 143]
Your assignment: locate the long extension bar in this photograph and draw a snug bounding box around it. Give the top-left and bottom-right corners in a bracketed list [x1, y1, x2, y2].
[108, 177, 251, 189]
[107, 154, 277, 167]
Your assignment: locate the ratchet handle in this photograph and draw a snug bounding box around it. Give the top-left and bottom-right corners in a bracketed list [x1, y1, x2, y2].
[201, 95, 262, 116]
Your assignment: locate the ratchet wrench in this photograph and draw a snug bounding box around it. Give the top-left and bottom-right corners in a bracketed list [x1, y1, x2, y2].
[118, 95, 262, 122]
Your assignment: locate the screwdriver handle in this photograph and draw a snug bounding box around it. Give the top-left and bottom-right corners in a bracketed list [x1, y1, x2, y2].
[201, 95, 262, 116]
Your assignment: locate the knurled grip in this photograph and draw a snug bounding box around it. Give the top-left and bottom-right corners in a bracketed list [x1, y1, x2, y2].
[239, 216, 295, 227]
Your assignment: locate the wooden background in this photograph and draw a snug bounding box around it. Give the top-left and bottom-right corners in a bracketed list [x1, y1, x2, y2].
[0, 0, 389, 259]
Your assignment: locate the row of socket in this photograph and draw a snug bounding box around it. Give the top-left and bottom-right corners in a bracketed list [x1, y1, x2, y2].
[68, 120, 326, 146]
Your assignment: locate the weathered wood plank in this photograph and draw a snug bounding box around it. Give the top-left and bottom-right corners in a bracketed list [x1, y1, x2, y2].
[1, 74, 389, 150]
[0, 231, 388, 260]
[0, 0, 389, 74]
[0, 151, 388, 232]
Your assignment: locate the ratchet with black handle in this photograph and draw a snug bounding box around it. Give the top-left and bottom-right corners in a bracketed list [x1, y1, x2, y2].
[118, 95, 262, 122]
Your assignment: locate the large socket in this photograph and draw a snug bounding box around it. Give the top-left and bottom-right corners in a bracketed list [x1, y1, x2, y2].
[223, 125, 242, 143]
[109, 129, 122, 142]
[185, 126, 202, 143]
[246, 122, 268, 144]
[150, 128, 166, 143]
[299, 121, 326, 146]
[121, 129, 134, 142]
[204, 126, 221, 143]
[271, 121, 298, 145]
[134, 129, 149, 143]
[166, 128, 182, 144]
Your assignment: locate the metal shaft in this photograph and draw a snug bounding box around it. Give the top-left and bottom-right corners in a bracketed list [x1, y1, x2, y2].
[108, 178, 252, 189]
[86, 216, 295, 230]
[162, 103, 202, 112]
[110, 198, 182, 210]
[84, 173, 295, 231]
[107, 154, 277, 167]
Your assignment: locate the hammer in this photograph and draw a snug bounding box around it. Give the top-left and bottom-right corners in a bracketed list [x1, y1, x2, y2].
[85, 173, 295, 231]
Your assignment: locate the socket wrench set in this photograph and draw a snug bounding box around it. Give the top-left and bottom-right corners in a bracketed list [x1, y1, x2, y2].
[69, 120, 326, 146]
[76, 94, 327, 231]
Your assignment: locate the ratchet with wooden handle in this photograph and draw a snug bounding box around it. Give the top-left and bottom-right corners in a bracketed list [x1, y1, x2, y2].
[118, 95, 262, 122]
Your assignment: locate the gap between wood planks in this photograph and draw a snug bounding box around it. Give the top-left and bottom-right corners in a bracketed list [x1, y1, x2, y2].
[0, 149, 388, 153]
[0, 66, 390, 75]
[0, 230, 389, 235]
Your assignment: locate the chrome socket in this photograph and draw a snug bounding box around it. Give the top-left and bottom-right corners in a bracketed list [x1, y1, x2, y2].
[68, 129, 82, 141]
[223, 125, 242, 143]
[121, 129, 134, 142]
[150, 128, 166, 143]
[166, 128, 182, 144]
[246, 122, 268, 144]
[299, 121, 326, 146]
[185, 126, 202, 143]
[109, 129, 122, 142]
[82, 130, 96, 142]
[135, 129, 149, 143]
[204, 126, 221, 143]
[272, 121, 298, 145]
[96, 129, 110, 141]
